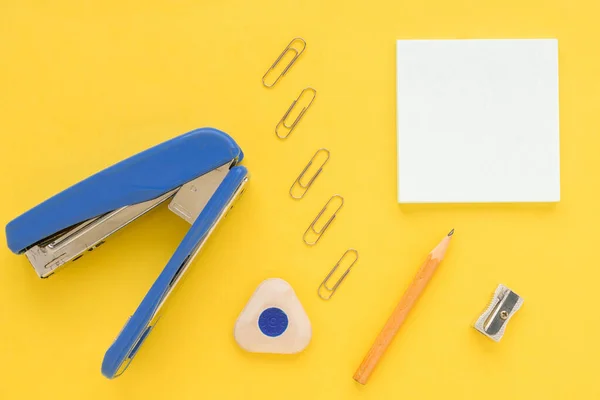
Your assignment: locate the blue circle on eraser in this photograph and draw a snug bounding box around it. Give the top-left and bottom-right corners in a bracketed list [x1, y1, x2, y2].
[258, 307, 288, 337]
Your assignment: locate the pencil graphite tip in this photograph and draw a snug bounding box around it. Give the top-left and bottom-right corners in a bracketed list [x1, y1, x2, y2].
[448, 229, 455, 237]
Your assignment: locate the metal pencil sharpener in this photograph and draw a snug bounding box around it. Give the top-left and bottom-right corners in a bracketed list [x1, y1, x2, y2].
[474, 284, 523, 342]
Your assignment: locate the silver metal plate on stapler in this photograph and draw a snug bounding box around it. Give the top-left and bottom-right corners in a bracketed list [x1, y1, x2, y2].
[168, 162, 232, 224]
[24, 161, 236, 278]
[474, 284, 523, 342]
[25, 190, 177, 278]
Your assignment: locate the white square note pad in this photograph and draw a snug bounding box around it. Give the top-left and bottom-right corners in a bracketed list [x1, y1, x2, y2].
[397, 39, 560, 203]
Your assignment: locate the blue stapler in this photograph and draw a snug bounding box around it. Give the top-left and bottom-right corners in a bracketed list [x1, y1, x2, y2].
[5, 128, 249, 378]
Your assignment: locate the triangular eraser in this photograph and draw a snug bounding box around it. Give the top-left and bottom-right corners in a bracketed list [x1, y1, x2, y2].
[234, 278, 312, 354]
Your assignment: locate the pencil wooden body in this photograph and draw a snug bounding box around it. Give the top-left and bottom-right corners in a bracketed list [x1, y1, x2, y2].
[353, 234, 451, 385]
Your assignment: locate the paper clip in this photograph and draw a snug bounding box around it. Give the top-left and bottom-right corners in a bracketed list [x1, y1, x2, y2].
[303, 195, 344, 246]
[275, 87, 317, 140]
[289, 149, 330, 199]
[262, 37, 306, 88]
[318, 249, 359, 300]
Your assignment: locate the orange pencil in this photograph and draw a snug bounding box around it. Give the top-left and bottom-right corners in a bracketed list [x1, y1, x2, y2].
[353, 229, 454, 385]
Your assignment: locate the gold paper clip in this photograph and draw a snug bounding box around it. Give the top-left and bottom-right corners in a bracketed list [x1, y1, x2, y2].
[262, 37, 306, 88]
[275, 87, 317, 139]
[289, 149, 330, 199]
[318, 249, 359, 300]
[303, 195, 344, 246]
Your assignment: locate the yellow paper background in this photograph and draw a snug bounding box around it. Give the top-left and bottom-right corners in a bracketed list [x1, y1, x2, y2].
[0, 1, 598, 399]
